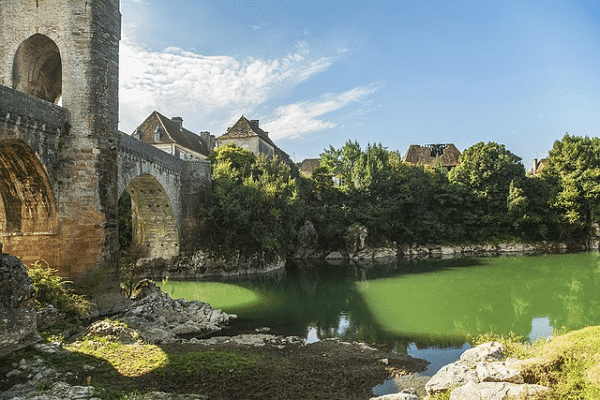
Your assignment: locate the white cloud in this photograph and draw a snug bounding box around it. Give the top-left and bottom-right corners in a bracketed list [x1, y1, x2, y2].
[119, 36, 334, 133]
[263, 82, 385, 140]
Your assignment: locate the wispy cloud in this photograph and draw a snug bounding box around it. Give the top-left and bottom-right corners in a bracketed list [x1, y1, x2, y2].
[119, 37, 333, 132]
[263, 82, 385, 140]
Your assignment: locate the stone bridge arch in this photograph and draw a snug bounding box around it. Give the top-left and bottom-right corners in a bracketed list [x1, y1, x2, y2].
[0, 139, 60, 266]
[118, 133, 212, 260]
[0, 0, 122, 307]
[121, 174, 180, 260]
[118, 133, 184, 261]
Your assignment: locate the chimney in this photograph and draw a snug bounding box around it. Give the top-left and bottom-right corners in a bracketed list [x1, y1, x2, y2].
[172, 117, 183, 130]
[250, 119, 259, 127]
[533, 158, 538, 173]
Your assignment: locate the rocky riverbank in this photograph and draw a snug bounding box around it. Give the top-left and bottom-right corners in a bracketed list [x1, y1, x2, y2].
[1, 278, 430, 400]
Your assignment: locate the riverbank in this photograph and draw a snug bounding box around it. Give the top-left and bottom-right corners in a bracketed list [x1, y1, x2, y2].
[4, 326, 600, 400]
[0, 281, 429, 400]
[0, 332, 429, 400]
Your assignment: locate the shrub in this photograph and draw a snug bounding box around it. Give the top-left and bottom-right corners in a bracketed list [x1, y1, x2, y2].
[28, 260, 91, 321]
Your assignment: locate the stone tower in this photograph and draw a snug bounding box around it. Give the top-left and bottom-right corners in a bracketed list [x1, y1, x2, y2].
[0, 0, 121, 293]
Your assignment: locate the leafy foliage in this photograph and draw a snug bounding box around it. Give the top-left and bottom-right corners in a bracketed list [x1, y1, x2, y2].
[29, 260, 91, 320]
[200, 144, 303, 261]
[540, 134, 600, 241]
[200, 134, 600, 257]
[448, 141, 526, 239]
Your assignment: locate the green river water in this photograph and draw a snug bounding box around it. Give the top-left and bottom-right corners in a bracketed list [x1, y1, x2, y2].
[161, 252, 600, 375]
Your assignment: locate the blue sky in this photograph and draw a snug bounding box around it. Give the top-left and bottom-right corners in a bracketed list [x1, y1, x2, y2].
[119, 0, 600, 167]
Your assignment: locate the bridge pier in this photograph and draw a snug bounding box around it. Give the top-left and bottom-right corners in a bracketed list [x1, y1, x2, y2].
[0, 0, 123, 310]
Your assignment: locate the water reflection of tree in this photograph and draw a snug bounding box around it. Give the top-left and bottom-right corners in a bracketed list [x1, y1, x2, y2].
[214, 253, 600, 348]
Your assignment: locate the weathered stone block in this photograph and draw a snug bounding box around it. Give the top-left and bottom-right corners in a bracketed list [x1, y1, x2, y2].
[0, 250, 41, 358]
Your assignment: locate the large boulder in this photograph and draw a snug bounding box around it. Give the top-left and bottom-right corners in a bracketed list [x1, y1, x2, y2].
[0, 247, 41, 358]
[426, 342, 549, 399]
[449, 381, 549, 400]
[344, 223, 368, 254]
[116, 281, 233, 344]
[294, 221, 320, 259]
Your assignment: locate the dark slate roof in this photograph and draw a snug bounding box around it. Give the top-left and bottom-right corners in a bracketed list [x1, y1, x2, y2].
[216, 116, 290, 159]
[135, 111, 210, 157]
[403, 144, 461, 168]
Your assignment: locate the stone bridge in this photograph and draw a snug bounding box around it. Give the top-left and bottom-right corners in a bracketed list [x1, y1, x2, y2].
[118, 132, 210, 260]
[0, 85, 211, 278]
[0, 0, 211, 300]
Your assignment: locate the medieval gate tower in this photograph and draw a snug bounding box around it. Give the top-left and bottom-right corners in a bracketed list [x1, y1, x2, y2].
[0, 0, 121, 296]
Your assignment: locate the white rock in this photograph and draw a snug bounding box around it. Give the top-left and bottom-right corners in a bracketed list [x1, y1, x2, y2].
[425, 363, 478, 395]
[449, 381, 549, 400]
[369, 392, 420, 400]
[325, 251, 345, 260]
[475, 361, 523, 384]
[460, 342, 505, 365]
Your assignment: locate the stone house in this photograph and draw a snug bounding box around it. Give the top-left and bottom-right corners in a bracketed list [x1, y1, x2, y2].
[132, 111, 214, 160]
[530, 158, 548, 176]
[215, 116, 291, 163]
[298, 158, 321, 177]
[403, 143, 461, 171]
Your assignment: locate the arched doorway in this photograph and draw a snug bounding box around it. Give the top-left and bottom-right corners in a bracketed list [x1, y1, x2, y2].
[119, 174, 180, 261]
[12, 34, 62, 104]
[0, 139, 59, 265]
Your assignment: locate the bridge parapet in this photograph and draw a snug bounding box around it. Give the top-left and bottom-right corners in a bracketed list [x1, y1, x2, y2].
[0, 85, 68, 135]
[119, 131, 183, 174]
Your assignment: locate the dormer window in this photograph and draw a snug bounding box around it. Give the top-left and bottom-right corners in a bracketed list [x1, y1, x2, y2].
[154, 126, 163, 142]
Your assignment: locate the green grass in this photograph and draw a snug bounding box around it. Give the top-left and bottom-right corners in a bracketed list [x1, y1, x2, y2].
[65, 339, 169, 377]
[465, 327, 600, 399]
[524, 326, 600, 399]
[166, 349, 262, 377]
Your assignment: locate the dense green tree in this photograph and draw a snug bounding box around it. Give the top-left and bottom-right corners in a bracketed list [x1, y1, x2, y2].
[313, 142, 469, 246]
[449, 142, 526, 239]
[541, 134, 600, 241]
[199, 136, 600, 257]
[201, 145, 303, 261]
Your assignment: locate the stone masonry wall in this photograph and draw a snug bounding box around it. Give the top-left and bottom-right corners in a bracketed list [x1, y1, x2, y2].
[0, 88, 67, 267]
[118, 133, 212, 256]
[0, 0, 122, 291]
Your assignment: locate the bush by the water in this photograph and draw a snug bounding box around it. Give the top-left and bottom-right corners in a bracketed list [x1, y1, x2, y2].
[28, 260, 91, 321]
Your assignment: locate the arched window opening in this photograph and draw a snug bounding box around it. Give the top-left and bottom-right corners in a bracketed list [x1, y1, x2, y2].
[12, 34, 62, 104]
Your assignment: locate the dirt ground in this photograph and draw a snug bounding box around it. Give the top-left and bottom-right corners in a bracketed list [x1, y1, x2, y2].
[158, 339, 429, 400]
[1, 337, 429, 400]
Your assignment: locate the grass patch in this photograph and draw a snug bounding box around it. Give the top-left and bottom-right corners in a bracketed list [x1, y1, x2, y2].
[165, 349, 262, 377]
[468, 331, 538, 359]
[65, 339, 168, 378]
[523, 326, 600, 399]
[469, 327, 600, 399]
[28, 260, 91, 321]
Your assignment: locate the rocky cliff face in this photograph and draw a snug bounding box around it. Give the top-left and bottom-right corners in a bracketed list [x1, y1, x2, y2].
[0, 247, 41, 358]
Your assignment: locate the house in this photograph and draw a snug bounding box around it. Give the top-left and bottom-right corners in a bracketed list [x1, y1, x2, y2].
[298, 158, 321, 177]
[215, 116, 291, 163]
[403, 143, 461, 171]
[132, 111, 214, 160]
[530, 158, 548, 176]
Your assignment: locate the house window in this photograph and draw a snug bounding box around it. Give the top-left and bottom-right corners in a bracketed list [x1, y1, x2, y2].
[154, 127, 163, 142]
